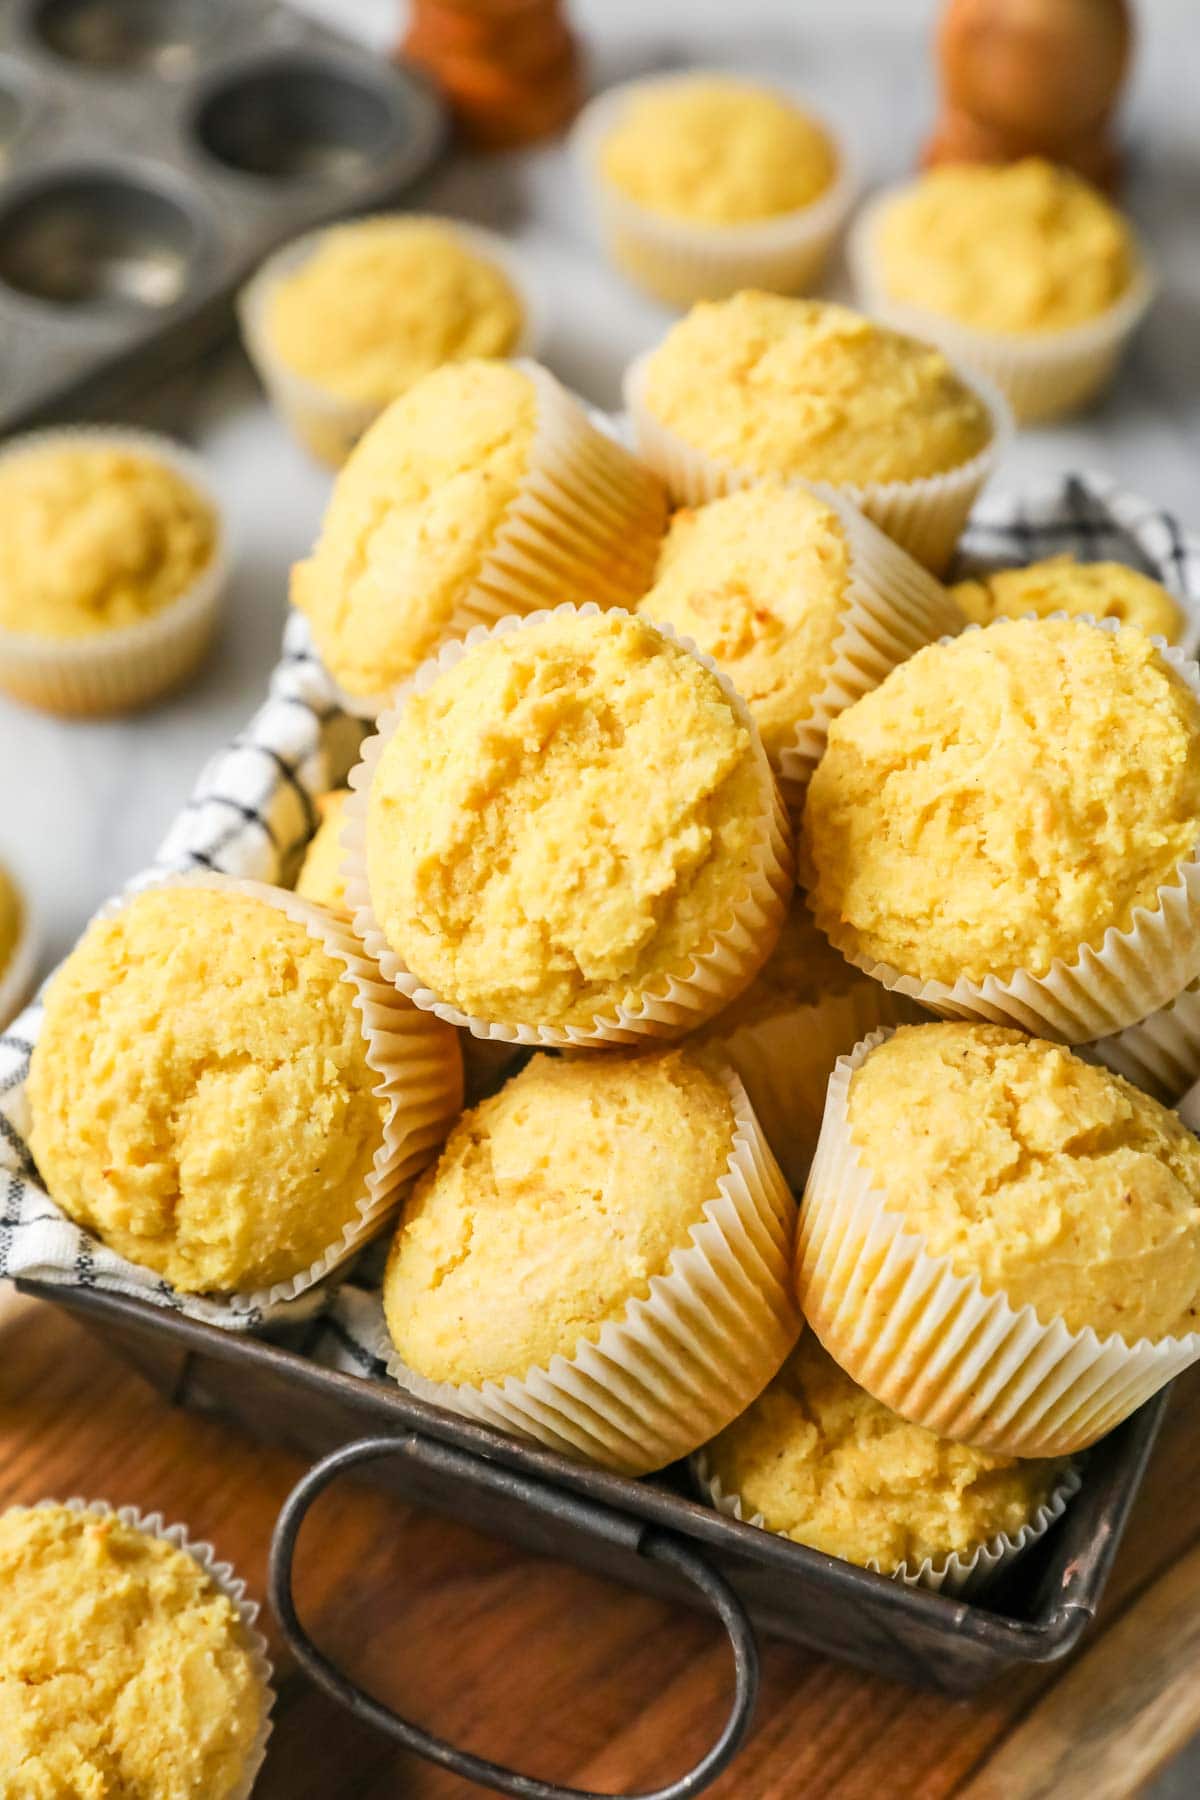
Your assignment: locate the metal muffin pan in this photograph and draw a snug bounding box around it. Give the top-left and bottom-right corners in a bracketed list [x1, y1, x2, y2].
[0, 0, 446, 434]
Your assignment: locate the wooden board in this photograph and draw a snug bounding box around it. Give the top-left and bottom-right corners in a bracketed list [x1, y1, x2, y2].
[1, 1285, 1198, 1800]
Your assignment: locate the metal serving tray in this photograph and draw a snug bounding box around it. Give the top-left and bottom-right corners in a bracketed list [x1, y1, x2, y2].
[19, 1276, 1167, 1789]
[0, 0, 444, 433]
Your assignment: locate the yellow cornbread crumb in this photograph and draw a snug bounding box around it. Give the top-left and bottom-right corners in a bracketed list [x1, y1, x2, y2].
[295, 790, 351, 915]
[0, 1504, 267, 1800]
[847, 1023, 1200, 1342]
[366, 608, 777, 1030]
[599, 76, 836, 225]
[953, 554, 1184, 644]
[384, 1048, 735, 1386]
[706, 1332, 1065, 1572]
[0, 443, 216, 639]
[641, 293, 993, 486]
[636, 485, 850, 760]
[803, 617, 1200, 985]
[28, 885, 387, 1294]
[266, 217, 524, 406]
[0, 864, 22, 980]
[291, 359, 536, 700]
[874, 159, 1136, 335]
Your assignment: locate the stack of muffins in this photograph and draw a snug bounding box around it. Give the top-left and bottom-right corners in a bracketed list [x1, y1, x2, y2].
[26, 277, 1200, 1602]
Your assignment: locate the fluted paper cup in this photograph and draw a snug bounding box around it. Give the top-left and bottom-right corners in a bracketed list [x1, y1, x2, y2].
[77, 871, 462, 1313]
[386, 1061, 802, 1475]
[0, 427, 227, 718]
[691, 1448, 1081, 1597]
[343, 602, 794, 1048]
[1093, 979, 1200, 1105]
[623, 350, 1010, 575]
[773, 494, 964, 807]
[239, 216, 546, 467]
[313, 359, 668, 721]
[796, 1030, 1200, 1456]
[809, 620, 1200, 1045]
[849, 189, 1157, 425]
[571, 77, 856, 307]
[24, 1497, 274, 1800]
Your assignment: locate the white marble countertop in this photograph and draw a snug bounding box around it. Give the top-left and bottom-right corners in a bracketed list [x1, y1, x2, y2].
[2, 0, 1198, 972]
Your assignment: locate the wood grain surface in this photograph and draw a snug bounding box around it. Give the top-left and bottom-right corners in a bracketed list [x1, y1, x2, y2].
[1, 1285, 1197, 1800]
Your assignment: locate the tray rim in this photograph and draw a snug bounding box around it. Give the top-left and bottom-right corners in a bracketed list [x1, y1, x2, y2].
[16, 1274, 1169, 1676]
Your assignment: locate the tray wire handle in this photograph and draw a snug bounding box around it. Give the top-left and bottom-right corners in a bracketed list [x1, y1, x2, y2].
[269, 1433, 761, 1800]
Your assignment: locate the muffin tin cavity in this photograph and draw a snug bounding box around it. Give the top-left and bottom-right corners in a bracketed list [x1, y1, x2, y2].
[193, 53, 408, 183]
[0, 166, 203, 307]
[0, 1, 444, 430]
[32, 0, 217, 74]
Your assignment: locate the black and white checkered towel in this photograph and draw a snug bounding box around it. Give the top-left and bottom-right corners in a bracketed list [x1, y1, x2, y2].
[1, 472, 1197, 1367]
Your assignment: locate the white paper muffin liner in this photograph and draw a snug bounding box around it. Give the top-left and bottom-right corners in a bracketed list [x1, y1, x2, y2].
[0, 864, 38, 1032]
[74, 870, 462, 1314]
[690, 1446, 1081, 1597]
[385, 1060, 803, 1475]
[809, 617, 1200, 1045]
[314, 358, 669, 721]
[342, 601, 794, 1047]
[773, 494, 964, 806]
[23, 1497, 274, 1800]
[238, 215, 546, 468]
[570, 76, 856, 307]
[1092, 979, 1200, 1105]
[0, 427, 228, 718]
[624, 349, 1010, 575]
[849, 190, 1157, 426]
[796, 1030, 1200, 1456]
[702, 981, 923, 1190]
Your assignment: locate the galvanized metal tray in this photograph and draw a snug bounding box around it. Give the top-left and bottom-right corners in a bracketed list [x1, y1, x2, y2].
[0, 0, 445, 433]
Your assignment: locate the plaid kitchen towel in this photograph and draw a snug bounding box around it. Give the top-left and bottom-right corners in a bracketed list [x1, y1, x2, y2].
[1, 473, 1198, 1353]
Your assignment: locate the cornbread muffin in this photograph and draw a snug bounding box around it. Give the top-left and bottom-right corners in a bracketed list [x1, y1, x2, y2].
[363, 608, 786, 1033]
[636, 294, 993, 487]
[28, 885, 388, 1294]
[0, 1504, 267, 1800]
[295, 789, 351, 914]
[597, 76, 836, 225]
[695, 903, 912, 1186]
[804, 617, 1200, 986]
[385, 1048, 737, 1386]
[847, 1023, 1200, 1343]
[293, 360, 536, 701]
[0, 863, 22, 983]
[705, 1333, 1066, 1572]
[871, 160, 1135, 335]
[264, 217, 524, 407]
[635, 485, 850, 762]
[953, 554, 1184, 644]
[0, 440, 216, 639]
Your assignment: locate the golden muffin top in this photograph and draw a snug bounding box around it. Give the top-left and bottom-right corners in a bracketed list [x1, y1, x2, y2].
[294, 790, 351, 916]
[292, 358, 537, 700]
[365, 608, 779, 1031]
[0, 442, 216, 640]
[0, 1504, 267, 1800]
[706, 1332, 1066, 1572]
[598, 75, 836, 225]
[28, 884, 387, 1294]
[952, 554, 1184, 644]
[266, 216, 524, 405]
[384, 1048, 736, 1386]
[640, 293, 993, 486]
[873, 159, 1136, 335]
[846, 1023, 1200, 1343]
[636, 484, 850, 761]
[803, 617, 1200, 985]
